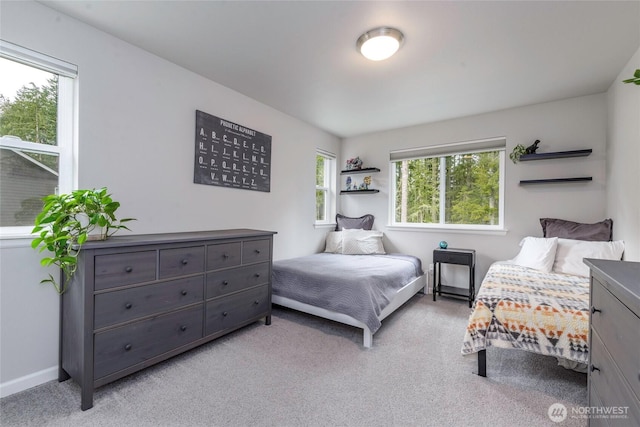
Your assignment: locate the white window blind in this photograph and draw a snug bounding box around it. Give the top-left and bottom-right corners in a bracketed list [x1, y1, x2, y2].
[390, 136, 506, 161]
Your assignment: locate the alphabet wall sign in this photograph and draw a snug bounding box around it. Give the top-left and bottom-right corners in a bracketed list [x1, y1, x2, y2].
[194, 110, 271, 192]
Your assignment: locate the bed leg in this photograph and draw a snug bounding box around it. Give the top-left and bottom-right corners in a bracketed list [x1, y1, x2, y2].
[363, 329, 373, 348]
[478, 350, 486, 377]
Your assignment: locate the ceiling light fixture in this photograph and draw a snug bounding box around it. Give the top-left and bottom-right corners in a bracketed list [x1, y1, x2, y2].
[356, 27, 404, 61]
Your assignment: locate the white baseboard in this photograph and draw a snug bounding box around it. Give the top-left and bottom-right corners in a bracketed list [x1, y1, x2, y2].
[0, 366, 57, 398]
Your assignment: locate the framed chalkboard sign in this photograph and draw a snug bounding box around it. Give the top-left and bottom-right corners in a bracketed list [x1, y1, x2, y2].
[194, 110, 272, 192]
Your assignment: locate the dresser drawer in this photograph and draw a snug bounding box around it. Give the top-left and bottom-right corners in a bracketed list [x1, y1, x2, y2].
[590, 330, 640, 425]
[159, 246, 205, 279]
[433, 250, 473, 266]
[95, 251, 157, 290]
[94, 305, 203, 380]
[207, 242, 241, 270]
[206, 263, 270, 299]
[205, 285, 270, 336]
[592, 278, 640, 400]
[95, 276, 204, 329]
[242, 239, 271, 264]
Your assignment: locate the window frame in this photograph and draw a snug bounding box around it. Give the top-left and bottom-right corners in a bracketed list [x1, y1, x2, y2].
[315, 149, 336, 227]
[389, 141, 506, 233]
[0, 40, 77, 238]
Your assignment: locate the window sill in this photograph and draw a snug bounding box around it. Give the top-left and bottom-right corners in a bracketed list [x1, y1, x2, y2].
[314, 222, 337, 229]
[386, 224, 508, 236]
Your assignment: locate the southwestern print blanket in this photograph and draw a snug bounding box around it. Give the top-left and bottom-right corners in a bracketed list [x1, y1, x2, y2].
[461, 262, 590, 364]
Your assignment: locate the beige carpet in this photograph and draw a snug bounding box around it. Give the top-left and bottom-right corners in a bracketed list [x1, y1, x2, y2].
[0, 294, 587, 426]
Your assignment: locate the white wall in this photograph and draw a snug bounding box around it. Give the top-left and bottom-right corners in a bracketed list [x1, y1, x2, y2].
[607, 46, 640, 261]
[341, 94, 609, 284]
[0, 1, 339, 396]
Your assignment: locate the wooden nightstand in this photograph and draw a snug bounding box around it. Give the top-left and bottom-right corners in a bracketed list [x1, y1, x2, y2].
[433, 248, 476, 307]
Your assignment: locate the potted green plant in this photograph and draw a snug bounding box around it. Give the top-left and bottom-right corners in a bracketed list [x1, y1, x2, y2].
[31, 188, 134, 293]
[510, 144, 527, 164]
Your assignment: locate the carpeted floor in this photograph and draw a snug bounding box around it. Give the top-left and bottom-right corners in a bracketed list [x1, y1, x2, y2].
[0, 295, 587, 426]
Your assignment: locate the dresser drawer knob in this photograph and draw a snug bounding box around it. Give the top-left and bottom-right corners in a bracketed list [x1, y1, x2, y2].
[255, 249, 261, 254]
[125, 302, 133, 309]
[125, 266, 133, 273]
[223, 253, 229, 259]
[124, 343, 132, 351]
[591, 365, 600, 373]
[222, 280, 229, 286]
[181, 259, 188, 265]
[254, 300, 260, 305]
[222, 311, 228, 317]
[180, 325, 187, 332]
[591, 306, 601, 314]
[181, 290, 188, 296]
[254, 273, 260, 278]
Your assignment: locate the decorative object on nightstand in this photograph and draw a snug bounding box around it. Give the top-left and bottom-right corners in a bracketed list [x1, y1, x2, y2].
[439, 241, 448, 249]
[433, 248, 476, 307]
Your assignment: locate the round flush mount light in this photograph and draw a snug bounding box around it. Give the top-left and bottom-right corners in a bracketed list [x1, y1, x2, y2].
[356, 27, 404, 61]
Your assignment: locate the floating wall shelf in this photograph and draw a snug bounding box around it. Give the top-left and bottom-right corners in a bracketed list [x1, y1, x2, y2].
[519, 149, 592, 161]
[520, 177, 593, 185]
[340, 189, 380, 194]
[340, 167, 381, 175]
[518, 148, 593, 184]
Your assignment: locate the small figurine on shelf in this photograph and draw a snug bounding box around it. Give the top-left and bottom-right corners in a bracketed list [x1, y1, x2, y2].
[346, 157, 363, 170]
[345, 176, 352, 191]
[525, 139, 540, 154]
[363, 176, 371, 190]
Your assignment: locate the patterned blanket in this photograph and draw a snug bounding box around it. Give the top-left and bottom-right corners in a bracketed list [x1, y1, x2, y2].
[461, 262, 590, 363]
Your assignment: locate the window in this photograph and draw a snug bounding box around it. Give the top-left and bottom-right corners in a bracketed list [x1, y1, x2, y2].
[390, 138, 505, 230]
[315, 150, 336, 224]
[0, 40, 77, 236]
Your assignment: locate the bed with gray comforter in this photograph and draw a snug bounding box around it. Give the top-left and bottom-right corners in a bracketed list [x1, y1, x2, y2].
[271, 253, 425, 346]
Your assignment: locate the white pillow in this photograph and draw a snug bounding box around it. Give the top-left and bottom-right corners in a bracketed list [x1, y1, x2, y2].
[341, 229, 385, 255]
[553, 238, 625, 277]
[324, 231, 343, 253]
[510, 236, 558, 272]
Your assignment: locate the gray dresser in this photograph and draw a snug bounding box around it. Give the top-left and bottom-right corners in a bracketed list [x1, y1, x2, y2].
[59, 229, 276, 410]
[584, 259, 640, 426]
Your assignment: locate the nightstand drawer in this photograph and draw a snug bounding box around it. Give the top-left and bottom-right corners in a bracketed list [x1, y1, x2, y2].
[207, 242, 242, 270]
[159, 246, 205, 279]
[94, 305, 203, 379]
[95, 276, 204, 329]
[95, 251, 157, 290]
[433, 250, 474, 266]
[206, 263, 270, 299]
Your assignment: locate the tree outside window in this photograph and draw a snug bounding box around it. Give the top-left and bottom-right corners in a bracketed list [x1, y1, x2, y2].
[315, 151, 335, 224]
[393, 149, 503, 228]
[0, 50, 75, 232]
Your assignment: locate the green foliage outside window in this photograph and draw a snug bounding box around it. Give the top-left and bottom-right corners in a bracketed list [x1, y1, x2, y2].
[394, 151, 500, 226]
[0, 76, 59, 170]
[316, 155, 326, 221]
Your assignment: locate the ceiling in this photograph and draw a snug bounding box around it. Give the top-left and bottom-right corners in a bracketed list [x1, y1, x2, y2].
[39, 1, 640, 138]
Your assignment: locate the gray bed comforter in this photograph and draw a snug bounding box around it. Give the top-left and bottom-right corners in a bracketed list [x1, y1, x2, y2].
[271, 253, 424, 334]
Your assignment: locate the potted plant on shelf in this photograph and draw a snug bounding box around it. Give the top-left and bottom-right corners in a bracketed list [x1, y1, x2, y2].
[31, 188, 135, 294]
[509, 144, 527, 163]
